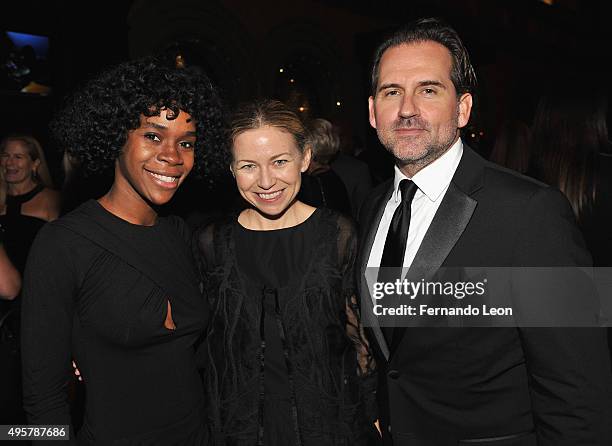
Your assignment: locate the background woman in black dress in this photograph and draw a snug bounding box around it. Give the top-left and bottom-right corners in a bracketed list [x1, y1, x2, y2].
[195, 100, 377, 445]
[298, 118, 351, 216]
[21, 56, 226, 445]
[0, 135, 61, 424]
[0, 134, 61, 271]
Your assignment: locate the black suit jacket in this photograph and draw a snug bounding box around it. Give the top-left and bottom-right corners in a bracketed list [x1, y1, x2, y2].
[357, 145, 612, 446]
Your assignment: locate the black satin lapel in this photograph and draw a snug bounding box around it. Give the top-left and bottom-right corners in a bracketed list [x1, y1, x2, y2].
[389, 183, 477, 358]
[410, 183, 477, 279]
[358, 186, 394, 361]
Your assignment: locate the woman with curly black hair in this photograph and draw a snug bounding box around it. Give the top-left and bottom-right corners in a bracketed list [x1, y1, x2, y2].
[21, 56, 226, 445]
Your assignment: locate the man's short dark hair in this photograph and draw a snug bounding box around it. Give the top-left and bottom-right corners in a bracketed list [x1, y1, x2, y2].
[370, 17, 477, 97]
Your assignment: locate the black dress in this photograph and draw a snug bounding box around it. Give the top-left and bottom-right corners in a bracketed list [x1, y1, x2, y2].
[194, 208, 377, 446]
[0, 183, 47, 274]
[21, 200, 210, 445]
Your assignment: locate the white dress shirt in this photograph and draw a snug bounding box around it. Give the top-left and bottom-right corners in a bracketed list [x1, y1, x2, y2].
[367, 138, 464, 270]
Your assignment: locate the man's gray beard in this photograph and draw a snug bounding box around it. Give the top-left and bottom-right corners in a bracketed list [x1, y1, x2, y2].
[380, 124, 459, 174]
[395, 143, 446, 168]
[381, 138, 452, 173]
[381, 109, 461, 172]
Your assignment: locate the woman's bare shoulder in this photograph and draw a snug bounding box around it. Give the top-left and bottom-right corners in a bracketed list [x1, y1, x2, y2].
[24, 187, 62, 221]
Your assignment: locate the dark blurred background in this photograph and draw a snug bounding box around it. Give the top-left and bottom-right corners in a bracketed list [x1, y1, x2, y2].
[2, 0, 610, 190]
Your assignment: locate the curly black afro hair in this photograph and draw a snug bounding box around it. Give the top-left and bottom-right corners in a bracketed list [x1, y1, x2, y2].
[51, 55, 228, 185]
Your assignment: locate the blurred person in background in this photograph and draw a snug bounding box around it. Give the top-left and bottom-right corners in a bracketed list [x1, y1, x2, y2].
[331, 130, 374, 219]
[530, 89, 612, 366]
[530, 90, 612, 258]
[489, 118, 532, 174]
[0, 134, 60, 272]
[0, 134, 59, 426]
[299, 118, 351, 216]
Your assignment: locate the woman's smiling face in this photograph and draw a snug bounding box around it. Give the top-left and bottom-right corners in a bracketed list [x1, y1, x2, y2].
[115, 109, 196, 207]
[0, 140, 39, 187]
[231, 126, 310, 218]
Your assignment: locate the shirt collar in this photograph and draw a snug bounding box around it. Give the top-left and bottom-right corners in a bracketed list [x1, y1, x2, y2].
[392, 138, 463, 203]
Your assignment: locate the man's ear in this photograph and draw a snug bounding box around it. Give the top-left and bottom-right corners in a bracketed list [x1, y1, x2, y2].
[457, 93, 473, 129]
[229, 164, 235, 177]
[368, 96, 377, 129]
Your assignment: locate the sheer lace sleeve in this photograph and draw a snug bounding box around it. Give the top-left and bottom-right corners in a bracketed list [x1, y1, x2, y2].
[192, 221, 221, 370]
[192, 222, 216, 286]
[336, 214, 378, 422]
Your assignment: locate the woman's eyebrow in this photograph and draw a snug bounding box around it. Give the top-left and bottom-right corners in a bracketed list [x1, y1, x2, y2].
[271, 152, 291, 158]
[142, 122, 168, 130]
[142, 123, 196, 137]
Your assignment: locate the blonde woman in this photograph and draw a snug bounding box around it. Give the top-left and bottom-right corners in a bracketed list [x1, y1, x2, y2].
[195, 100, 377, 446]
[0, 135, 60, 272]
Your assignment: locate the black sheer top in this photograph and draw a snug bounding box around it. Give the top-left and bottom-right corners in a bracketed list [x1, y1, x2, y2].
[194, 208, 376, 446]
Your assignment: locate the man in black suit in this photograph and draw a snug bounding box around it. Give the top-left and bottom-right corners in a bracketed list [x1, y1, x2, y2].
[358, 18, 612, 446]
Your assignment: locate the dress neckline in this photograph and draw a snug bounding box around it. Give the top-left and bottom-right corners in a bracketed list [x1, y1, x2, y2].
[6, 184, 45, 216]
[88, 199, 161, 230]
[236, 208, 320, 233]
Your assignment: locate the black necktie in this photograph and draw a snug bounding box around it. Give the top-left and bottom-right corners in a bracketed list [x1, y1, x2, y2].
[379, 179, 418, 343]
